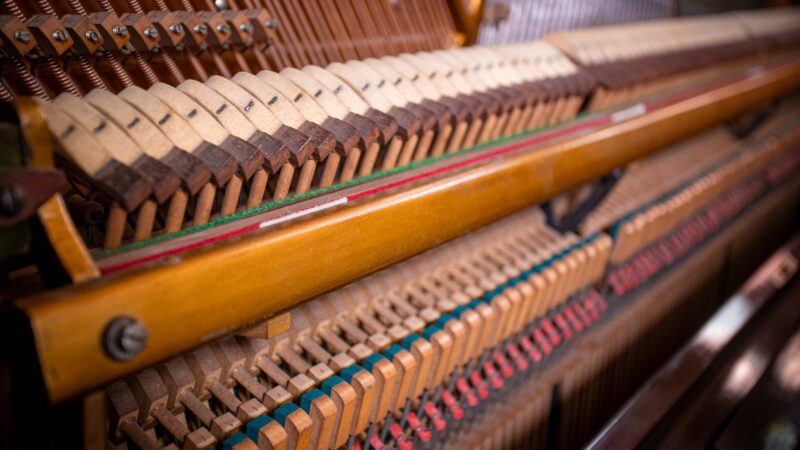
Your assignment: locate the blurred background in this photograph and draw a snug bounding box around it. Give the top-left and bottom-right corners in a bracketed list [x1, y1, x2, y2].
[475, 0, 799, 44]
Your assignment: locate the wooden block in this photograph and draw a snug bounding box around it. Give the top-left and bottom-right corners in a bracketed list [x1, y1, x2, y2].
[119, 86, 237, 185]
[384, 344, 417, 414]
[184, 427, 216, 450]
[287, 374, 314, 399]
[221, 432, 259, 450]
[149, 82, 264, 178]
[321, 377, 357, 449]
[299, 390, 336, 450]
[39, 103, 151, 210]
[405, 335, 435, 398]
[106, 380, 138, 441]
[423, 328, 454, 388]
[85, 89, 211, 194]
[176, 80, 289, 172]
[264, 386, 292, 412]
[273, 403, 312, 450]
[363, 354, 398, 423]
[251, 416, 288, 450]
[211, 412, 242, 440]
[441, 316, 468, 376]
[126, 369, 168, 424]
[307, 363, 334, 384]
[238, 398, 268, 423]
[341, 365, 376, 438]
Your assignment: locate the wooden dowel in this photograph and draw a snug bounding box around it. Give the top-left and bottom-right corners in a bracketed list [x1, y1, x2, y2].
[340, 149, 362, 183]
[358, 142, 381, 177]
[246, 170, 268, 208]
[133, 200, 157, 242]
[273, 164, 295, 201]
[164, 189, 189, 233]
[319, 153, 341, 188]
[104, 204, 128, 249]
[193, 183, 217, 226]
[295, 160, 317, 194]
[220, 175, 242, 217]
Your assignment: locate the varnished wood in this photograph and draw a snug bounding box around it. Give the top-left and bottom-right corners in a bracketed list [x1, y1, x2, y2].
[15, 57, 800, 404]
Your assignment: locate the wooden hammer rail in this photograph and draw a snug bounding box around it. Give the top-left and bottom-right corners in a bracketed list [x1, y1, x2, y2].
[13, 53, 800, 405]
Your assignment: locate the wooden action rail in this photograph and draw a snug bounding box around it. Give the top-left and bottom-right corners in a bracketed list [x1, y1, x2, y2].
[100, 111, 800, 450]
[14, 55, 800, 405]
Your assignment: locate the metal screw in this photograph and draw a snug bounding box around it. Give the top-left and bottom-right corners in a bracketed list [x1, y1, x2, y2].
[13, 30, 30, 43]
[215, 0, 229, 10]
[169, 23, 183, 35]
[216, 23, 230, 34]
[112, 25, 128, 36]
[265, 19, 277, 29]
[84, 30, 100, 42]
[0, 185, 25, 218]
[143, 27, 159, 40]
[52, 29, 68, 42]
[103, 316, 148, 361]
[239, 22, 252, 34]
[193, 23, 208, 35]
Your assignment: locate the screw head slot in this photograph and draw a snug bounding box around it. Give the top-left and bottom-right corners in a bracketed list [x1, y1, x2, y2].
[143, 27, 159, 40]
[103, 316, 148, 361]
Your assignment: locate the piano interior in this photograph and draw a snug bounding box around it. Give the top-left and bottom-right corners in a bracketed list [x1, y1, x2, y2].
[1, 0, 799, 449]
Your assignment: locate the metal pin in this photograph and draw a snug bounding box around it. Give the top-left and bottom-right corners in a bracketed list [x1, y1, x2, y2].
[143, 27, 159, 40]
[14, 30, 30, 43]
[52, 29, 68, 42]
[379, 412, 393, 443]
[364, 422, 376, 450]
[416, 389, 430, 418]
[84, 30, 100, 42]
[399, 397, 412, 429]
